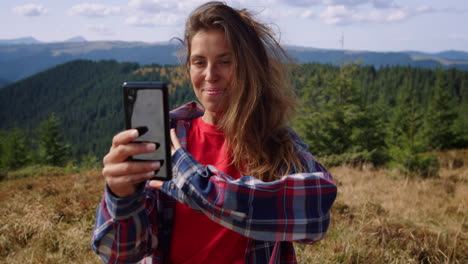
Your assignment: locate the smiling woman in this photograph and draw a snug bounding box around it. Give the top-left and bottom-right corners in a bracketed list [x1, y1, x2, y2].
[189, 29, 233, 124]
[92, 2, 337, 264]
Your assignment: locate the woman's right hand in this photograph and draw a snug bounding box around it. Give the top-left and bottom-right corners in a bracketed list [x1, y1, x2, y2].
[102, 129, 162, 198]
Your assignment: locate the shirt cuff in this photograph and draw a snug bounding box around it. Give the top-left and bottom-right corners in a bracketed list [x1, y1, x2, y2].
[104, 183, 146, 220]
[161, 147, 207, 204]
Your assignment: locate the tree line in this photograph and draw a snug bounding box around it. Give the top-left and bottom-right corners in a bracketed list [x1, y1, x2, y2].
[0, 60, 466, 177]
[0, 113, 70, 171]
[293, 62, 467, 177]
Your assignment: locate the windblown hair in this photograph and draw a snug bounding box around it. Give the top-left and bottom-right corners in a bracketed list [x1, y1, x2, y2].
[183, 1, 304, 181]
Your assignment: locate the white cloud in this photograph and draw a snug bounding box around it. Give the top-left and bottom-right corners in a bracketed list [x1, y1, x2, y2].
[128, 0, 177, 12]
[86, 24, 115, 35]
[69, 3, 122, 18]
[300, 9, 315, 19]
[125, 12, 183, 27]
[271, 0, 393, 8]
[320, 5, 354, 25]
[385, 9, 408, 22]
[13, 4, 48, 16]
[318, 3, 433, 25]
[128, 0, 207, 13]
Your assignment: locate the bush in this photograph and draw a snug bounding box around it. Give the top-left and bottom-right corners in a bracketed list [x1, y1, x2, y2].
[318, 149, 389, 169]
[389, 150, 439, 178]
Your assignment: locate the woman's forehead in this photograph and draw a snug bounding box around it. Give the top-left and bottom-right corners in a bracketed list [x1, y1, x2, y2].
[190, 29, 232, 56]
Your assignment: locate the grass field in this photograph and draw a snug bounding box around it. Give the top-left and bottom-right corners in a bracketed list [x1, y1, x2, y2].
[0, 150, 466, 264]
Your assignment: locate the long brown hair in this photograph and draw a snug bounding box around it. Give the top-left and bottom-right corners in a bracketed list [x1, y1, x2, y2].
[183, 1, 304, 181]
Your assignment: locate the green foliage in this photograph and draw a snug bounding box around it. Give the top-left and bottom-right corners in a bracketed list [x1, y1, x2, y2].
[293, 62, 466, 176]
[0, 126, 30, 170]
[0, 59, 467, 175]
[80, 152, 101, 169]
[36, 113, 71, 166]
[2, 164, 67, 180]
[388, 150, 440, 178]
[294, 62, 388, 167]
[0, 60, 195, 160]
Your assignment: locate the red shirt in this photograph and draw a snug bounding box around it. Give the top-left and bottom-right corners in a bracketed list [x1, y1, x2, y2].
[169, 117, 248, 264]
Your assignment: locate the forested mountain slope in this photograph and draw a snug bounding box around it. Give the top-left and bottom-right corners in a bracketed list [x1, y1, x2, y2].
[0, 59, 467, 164]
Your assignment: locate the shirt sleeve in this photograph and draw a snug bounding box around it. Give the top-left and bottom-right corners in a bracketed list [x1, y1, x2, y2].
[91, 184, 160, 263]
[161, 134, 337, 243]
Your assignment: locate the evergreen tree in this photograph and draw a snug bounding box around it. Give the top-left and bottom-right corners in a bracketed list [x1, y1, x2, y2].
[422, 69, 458, 150]
[386, 74, 438, 177]
[37, 113, 71, 166]
[0, 127, 30, 170]
[294, 63, 387, 166]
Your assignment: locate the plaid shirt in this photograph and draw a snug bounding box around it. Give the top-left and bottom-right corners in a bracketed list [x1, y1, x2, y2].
[92, 102, 337, 264]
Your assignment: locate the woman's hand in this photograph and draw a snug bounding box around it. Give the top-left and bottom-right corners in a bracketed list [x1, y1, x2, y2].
[102, 129, 162, 197]
[149, 128, 182, 190]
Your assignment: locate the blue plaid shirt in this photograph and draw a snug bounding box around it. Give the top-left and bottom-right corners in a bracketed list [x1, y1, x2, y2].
[92, 102, 337, 263]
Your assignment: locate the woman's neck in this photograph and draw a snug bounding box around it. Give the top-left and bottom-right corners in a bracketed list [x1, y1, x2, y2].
[202, 111, 222, 125]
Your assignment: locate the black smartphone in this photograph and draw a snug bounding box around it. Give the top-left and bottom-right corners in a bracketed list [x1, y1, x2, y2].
[123, 81, 172, 181]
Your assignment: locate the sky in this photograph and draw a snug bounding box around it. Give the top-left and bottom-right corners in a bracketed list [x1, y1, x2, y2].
[2, 0, 468, 53]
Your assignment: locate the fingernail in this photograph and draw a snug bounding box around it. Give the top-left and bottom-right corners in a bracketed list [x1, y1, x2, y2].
[146, 171, 155, 177]
[147, 143, 156, 152]
[151, 161, 161, 169]
[136, 126, 148, 136]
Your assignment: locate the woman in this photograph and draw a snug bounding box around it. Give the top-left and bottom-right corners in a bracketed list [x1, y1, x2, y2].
[92, 2, 337, 263]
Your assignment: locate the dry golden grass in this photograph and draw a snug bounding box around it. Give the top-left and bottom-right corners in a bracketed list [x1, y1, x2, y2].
[296, 154, 467, 263]
[0, 150, 466, 264]
[0, 168, 104, 264]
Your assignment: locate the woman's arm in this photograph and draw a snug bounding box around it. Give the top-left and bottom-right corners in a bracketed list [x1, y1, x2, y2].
[92, 128, 163, 262]
[92, 185, 160, 263]
[161, 133, 337, 243]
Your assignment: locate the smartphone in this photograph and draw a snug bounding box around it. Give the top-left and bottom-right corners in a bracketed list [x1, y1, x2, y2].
[123, 81, 172, 181]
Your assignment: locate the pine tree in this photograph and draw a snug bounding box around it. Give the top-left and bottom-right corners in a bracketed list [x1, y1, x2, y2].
[422, 69, 458, 150]
[0, 127, 30, 170]
[386, 73, 438, 177]
[294, 62, 387, 166]
[37, 113, 70, 166]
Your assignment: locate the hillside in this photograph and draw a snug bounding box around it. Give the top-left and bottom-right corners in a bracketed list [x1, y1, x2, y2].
[0, 60, 195, 158]
[0, 152, 466, 263]
[1, 60, 467, 162]
[1, 40, 468, 83]
[0, 41, 180, 83]
[0, 36, 41, 45]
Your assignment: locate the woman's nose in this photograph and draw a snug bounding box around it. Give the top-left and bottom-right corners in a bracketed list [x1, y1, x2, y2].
[204, 63, 219, 82]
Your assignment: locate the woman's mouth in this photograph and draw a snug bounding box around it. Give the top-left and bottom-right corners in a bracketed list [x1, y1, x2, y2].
[203, 88, 225, 95]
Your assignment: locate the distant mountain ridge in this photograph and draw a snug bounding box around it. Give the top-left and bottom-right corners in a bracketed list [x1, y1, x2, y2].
[65, 36, 87, 43]
[0, 36, 42, 45]
[1, 38, 467, 86]
[0, 36, 88, 45]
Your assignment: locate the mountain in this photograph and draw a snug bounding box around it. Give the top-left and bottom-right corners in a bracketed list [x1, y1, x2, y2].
[0, 60, 467, 159]
[1, 40, 468, 84]
[286, 46, 468, 70]
[0, 41, 180, 83]
[404, 50, 468, 61]
[0, 60, 194, 158]
[0, 78, 9, 88]
[65, 36, 87, 43]
[0, 36, 42, 45]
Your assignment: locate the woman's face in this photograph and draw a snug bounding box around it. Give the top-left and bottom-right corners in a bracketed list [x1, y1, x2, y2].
[189, 29, 233, 121]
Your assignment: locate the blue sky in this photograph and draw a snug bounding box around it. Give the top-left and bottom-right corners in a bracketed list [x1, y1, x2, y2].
[2, 0, 468, 52]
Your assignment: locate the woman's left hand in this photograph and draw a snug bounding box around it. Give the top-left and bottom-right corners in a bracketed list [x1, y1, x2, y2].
[149, 128, 181, 190]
